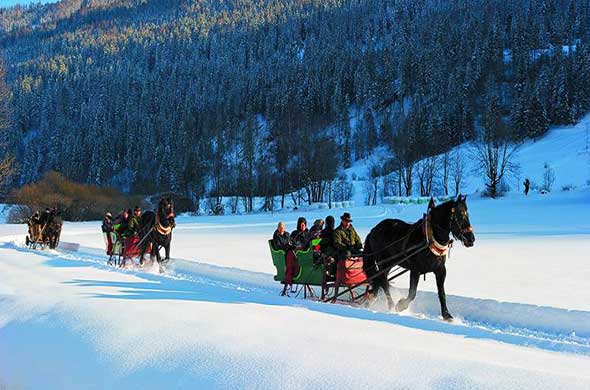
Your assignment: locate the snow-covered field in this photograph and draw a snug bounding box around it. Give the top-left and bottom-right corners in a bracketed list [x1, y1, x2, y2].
[2, 120, 590, 389]
[1, 188, 590, 389]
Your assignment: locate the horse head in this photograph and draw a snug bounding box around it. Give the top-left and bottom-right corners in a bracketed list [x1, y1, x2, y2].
[158, 197, 175, 227]
[450, 194, 475, 247]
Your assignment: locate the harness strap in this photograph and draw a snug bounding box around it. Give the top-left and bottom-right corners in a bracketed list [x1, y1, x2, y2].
[423, 212, 449, 257]
[155, 212, 173, 236]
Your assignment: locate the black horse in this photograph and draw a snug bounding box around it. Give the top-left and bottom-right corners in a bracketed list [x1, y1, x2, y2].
[138, 198, 176, 272]
[44, 209, 63, 249]
[363, 195, 475, 320]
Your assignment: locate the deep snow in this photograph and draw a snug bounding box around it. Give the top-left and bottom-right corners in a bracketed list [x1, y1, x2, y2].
[1, 188, 590, 389]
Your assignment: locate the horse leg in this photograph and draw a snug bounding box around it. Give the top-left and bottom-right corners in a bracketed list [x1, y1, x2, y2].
[365, 279, 380, 306]
[138, 243, 146, 267]
[164, 241, 171, 263]
[380, 274, 395, 311]
[155, 245, 164, 273]
[435, 266, 453, 320]
[396, 270, 419, 312]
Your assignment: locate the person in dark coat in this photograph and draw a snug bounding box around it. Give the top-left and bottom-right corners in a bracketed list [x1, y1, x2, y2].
[320, 216, 336, 256]
[126, 206, 142, 237]
[333, 212, 363, 262]
[273, 221, 299, 295]
[320, 215, 337, 278]
[114, 209, 130, 238]
[290, 216, 310, 250]
[524, 178, 530, 196]
[102, 212, 114, 233]
[102, 212, 114, 253]
[309, 219, 324, 239]
[39, 208, 51, 226]
[272, 221, 291, 250]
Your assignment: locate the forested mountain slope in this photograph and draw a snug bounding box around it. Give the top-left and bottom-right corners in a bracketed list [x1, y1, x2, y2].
[1, 0, 589, 203]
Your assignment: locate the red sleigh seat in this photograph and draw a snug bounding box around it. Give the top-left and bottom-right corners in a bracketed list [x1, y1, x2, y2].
[336, 257, 367, 285]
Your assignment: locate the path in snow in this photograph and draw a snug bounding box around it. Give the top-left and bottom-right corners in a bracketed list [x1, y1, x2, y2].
[5, 240, 589, 357]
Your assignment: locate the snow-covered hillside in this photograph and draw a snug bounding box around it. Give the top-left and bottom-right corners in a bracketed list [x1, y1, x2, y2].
[348, 114, 590, 202]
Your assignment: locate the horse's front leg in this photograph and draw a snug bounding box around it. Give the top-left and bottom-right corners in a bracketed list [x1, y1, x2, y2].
[164, 239, 171, 262]
[396, 269, 419, 312]
[138, 242, 147, 266]
[435, 266, 452, 320]
[154, 243, 162, 264]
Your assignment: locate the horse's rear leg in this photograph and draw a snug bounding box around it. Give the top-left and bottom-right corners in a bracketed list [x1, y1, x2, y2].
[380, 274, 395, 310]
[366, 274, 393, 309]
[396, 270, 419, 312]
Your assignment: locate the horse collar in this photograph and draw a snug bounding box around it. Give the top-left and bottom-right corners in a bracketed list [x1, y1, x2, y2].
[423, 212, 449, 258]
[155, 212, 173, 236]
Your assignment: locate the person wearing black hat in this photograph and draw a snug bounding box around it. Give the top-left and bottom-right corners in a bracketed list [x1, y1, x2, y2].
[333, 212, 363, 262]
[290, 216, 310, 250]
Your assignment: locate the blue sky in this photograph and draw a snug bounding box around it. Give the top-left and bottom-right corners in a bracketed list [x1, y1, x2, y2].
[0, 0, 56, 8]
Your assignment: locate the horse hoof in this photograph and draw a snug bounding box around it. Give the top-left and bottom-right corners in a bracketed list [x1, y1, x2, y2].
[395, 299, 408, 312]
[442, 312, 453, 321]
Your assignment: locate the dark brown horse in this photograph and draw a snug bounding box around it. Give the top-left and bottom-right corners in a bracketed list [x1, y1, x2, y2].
[138, 198, 176, 272]
[44, 208, 62, 249]
[363, 195, 475, 320]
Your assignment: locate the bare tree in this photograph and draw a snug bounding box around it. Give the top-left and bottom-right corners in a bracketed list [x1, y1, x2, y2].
[473, 94, 520, 198]
[416, 156, 439, 196]
[441, 152, 450, 195]
[365, 162, 382, 205]
[331, 171, 353, 203]
[542, 161, 555, 192]
[472, 140, 519, 198]
[451, 150, 466, 196]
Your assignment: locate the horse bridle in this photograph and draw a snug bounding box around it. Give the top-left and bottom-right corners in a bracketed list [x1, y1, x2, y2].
[449, 204, 473, 243]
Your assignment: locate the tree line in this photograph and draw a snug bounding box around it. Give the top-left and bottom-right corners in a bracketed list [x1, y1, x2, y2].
[1, 0, 589, 207]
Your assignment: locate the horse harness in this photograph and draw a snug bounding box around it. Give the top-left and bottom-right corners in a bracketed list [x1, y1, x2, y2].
[423, 212, 451, 258]
[154, 212, 173, 236]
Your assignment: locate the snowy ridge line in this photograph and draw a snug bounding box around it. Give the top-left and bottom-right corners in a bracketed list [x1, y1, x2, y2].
[4, 240, 590, 355]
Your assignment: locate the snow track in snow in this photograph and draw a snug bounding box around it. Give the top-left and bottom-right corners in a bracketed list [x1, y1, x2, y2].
[6, 240, 590, 357]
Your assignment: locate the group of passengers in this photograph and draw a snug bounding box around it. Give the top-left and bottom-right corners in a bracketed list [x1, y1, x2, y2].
[101, 206, 143, 255]
[272, 212, 363, 289]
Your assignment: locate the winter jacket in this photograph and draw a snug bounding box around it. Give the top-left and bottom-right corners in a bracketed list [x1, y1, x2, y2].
[309, 224, 323, 239]
[320, 228, 337, 258]
[333, 224, 363, 260]
[113, 214, 128, 237]
[272, 230, 291, 250]
[290, 228, 310, 249]
[126, 215, 141, 237]
[102, 218, 113, 233]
